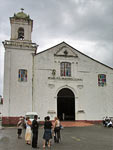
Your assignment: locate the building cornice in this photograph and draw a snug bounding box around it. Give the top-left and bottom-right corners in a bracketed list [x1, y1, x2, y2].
[2, 40, 38, 51]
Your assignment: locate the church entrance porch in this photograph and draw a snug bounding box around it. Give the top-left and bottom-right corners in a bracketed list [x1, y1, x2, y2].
[57, 88, 75, 121]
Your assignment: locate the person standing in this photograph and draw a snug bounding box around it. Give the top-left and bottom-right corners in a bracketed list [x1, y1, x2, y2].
[32, 115, 39, 148]
[43, 116, 53, 148]
[54, 117, 61, 143]
[17, 117, 23, 138]
[25, 117, 32, 145]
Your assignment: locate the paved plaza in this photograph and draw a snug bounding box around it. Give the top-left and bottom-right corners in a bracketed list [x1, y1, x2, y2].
[0, 124, 113, 150]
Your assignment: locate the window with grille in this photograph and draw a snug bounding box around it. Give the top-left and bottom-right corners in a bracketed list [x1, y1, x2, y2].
[18, 69, 27, 82]
[98, 74, 106, 86]
[60, 62, 71, 77]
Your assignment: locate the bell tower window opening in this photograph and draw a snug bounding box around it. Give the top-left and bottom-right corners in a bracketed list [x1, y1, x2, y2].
[18, 27, 24, 40]
[60, 62, 71, 77]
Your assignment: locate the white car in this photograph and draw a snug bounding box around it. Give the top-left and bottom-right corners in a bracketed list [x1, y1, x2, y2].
[25, 112, 40, 122]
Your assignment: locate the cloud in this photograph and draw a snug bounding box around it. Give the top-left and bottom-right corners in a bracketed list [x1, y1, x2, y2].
[0, 0, 113, 95]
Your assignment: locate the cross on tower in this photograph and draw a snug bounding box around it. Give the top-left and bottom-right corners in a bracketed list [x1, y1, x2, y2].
[21, 8, 24, 12]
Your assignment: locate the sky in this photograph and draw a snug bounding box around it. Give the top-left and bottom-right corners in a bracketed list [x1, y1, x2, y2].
[0, 0, 113, 95]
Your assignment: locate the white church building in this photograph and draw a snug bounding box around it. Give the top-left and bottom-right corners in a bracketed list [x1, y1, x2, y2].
[2, 10, 113, 125]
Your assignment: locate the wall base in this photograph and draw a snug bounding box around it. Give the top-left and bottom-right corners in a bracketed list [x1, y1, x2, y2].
[2, 116, 22, 126]
[2, 116, 102, 126]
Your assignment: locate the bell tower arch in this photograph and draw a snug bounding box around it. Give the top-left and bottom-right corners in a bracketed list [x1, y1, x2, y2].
[10, 8, 33, 42]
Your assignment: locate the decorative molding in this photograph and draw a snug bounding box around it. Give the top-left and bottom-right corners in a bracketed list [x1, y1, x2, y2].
[77, 110, 85, 113]
[54, 45, 78, 58]
[77, 85, 83, 89]
[47, 110, 56, 114]
[59, 46, 67, 50]
[78, 71, 90, 73]
[63, 50, 68, 55]
[48, 84, 55, 89]
[54, 54, 78, 58]
[48, 76, 83, 81]
[52, 69, 56, 76]
[3, 40, 38, 51]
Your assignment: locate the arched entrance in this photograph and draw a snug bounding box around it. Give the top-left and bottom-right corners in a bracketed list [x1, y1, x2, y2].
[57, 88, 75, 121]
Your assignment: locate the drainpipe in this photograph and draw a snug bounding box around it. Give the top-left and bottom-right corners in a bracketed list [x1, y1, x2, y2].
[32, 53, 34, 112]
[8, 51, 11, 123]
[32, 45, 38, 112]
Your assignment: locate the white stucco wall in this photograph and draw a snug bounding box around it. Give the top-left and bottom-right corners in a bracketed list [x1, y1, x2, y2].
[3, 47, 34, 117]
[33, 42, 113, 121]
[3, 41, 113, 121]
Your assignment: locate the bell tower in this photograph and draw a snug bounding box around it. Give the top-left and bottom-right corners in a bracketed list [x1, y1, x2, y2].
[10, 8, 33, 42]
[2, 9, 37, 125]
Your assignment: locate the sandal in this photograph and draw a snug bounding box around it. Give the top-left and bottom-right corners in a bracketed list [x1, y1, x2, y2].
[48, 144, 50, 148]
[43, 145, 45, 149]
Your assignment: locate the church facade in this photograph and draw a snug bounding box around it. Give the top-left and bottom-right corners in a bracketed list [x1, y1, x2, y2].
[2, 10, 113, 125]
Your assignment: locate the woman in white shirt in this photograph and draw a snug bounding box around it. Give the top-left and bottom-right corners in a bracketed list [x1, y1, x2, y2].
[54, 117, 61, 143]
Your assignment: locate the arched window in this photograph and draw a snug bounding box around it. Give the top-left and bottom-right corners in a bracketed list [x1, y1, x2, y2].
[60, 62, 71, 77]
[18, 27, 24, 40]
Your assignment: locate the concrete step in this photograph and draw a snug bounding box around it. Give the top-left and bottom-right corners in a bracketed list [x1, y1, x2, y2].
[61, 121, 94, 127]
